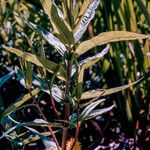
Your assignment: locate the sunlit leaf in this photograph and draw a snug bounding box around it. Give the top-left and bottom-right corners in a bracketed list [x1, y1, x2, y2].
[74, 0, 100, 42]
[81, 76, 144, 100]
[78, 44, 109, 69]
[71, 45, 109, 76]
[3, 88, 40, 116]
[19, 131, 59, 146]
[81, 99, 106, 119]
[2, 45, 67, 80]
[15, 15, 67, 56]
[40, 0, 74, 45]
[76, 31, 150, 56]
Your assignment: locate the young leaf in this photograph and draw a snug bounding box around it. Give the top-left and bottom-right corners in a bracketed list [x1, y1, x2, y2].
[74, 0, 100, 42]
[0, 71, 15, 88]
[2, 45, 67, 80]
[81, 76, 144, 100]
[76, 31, 150, 56]
[40, 0, 74, 45]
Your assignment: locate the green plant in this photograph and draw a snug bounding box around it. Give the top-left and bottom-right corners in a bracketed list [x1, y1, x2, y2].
[0, 0, 150, 149]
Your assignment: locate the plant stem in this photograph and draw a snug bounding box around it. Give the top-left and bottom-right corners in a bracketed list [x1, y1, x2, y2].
[28, 89, 60, 150]
[70, 104, 80, 150]
[62, 48, 72, 150]
[45, 77, 60, 119]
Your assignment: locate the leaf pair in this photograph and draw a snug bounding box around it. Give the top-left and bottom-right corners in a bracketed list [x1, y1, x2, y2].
[69, 99, 115, 125]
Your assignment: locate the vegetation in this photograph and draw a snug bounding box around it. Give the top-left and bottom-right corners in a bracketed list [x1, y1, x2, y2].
[0, 0, 150, 149]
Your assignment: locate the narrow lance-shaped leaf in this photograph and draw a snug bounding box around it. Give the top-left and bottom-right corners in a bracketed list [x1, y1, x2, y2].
[24, 61, 33, 88]
[0, 126, 17, 139]
[74, 0, 100, 42]
[40, 0, 74, 45]
[85, 104, 115, 120]
[15, 67, 63, 103]
[81, 99, 106, 119]
[43, 139, 59, 150]
[71, 45, 109, 76]
[76, 31, 150, 56]
[78, 44, 109, 69]
[3, 88, 40, 116]
[2, 45, 67, 80]
[15, 15, 67, 56]
[51, 0, 64, 19]
[81, 76, 144, 100]
[0, 71, 15, 87]
[19, 131, 59, 146]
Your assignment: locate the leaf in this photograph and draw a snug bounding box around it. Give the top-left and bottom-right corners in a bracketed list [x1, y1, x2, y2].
[40, 0, 74, 45]
[0, 0, 6, 14]
[24, 61, 33, 88]
[74, 0, 100, 42]
[81, 76, 144, 100]
[69, 99, 113, 124]
[81, 99, 106, 119]
[19, 131, 59, 146]
[73, 0, 82, 22]
[0, 126, 17, 139]
[51, 85, 63, 102]
[15, 67, 63, 103]
[0, 71, 15, 88]
[15, 15, 67, 56]
[85, 104, 115, 120]
[2, 45, 67, 80]
[71, 45, 109, 76]
[43, 139, 58, 150]
[78, 44, 109, 69]
[20, 120, 62, 128]
[75, 31, 150, 56]
[3, 88, 40, 116]
[33, 119, 48, 124]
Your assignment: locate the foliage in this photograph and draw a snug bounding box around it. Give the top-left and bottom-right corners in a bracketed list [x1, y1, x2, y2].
[0, 0, 150, 149]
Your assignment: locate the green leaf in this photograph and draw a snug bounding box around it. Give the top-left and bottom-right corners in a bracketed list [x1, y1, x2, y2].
[2, 45, 67, 81]
[75, 31, 150, 56]
[2, 88, 40, 116]
[24, 61, 33, 88]
[81, 76, 144, 100]
[40, 0, 74, 45]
